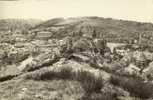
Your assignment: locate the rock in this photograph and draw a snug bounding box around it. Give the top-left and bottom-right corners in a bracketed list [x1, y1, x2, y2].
[143, 61, 153, 73]
[0, 50, 7, 59]
[143, 61, 153, 80]
[22, 87, 28, 91]
[17, 56, 34, 71]
[18, 87, 28, 99]
[72, 53, 90, 62]
[121, 63, 140, 76]
[126, 63, 140, 73]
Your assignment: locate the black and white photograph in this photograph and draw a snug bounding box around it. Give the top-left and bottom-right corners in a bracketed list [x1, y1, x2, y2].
[0, 0, 153, 100]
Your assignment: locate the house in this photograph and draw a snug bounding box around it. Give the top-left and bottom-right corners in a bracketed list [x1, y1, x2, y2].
[133, 51, 148, 70]
[35, 31, 53, 40]
[143, 50, 153, 61]
[124, 63, 141, 75]
[0, 49, 6, 59]
[114, 45, 129, 57]
[107, 42, 126, 53]
[12, 33, 27, 42]
[14, 43, 25, 48]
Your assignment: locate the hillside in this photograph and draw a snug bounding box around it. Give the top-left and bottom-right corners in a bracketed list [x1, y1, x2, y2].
[32, 17, 153, 43]
[1, 17, 153, 100]
[0, 19, 42, 31]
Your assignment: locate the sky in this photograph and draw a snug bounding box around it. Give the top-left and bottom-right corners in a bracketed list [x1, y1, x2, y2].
[0, 0, 153, 22]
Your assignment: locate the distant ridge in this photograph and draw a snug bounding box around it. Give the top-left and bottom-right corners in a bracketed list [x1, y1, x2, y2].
[32, 16, 153, 43]
[0, 19, 42, 31]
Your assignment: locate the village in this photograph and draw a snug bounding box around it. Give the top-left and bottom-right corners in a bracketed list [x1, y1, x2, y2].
[1, 28, 153, 81]
[1, 17, 153, 100]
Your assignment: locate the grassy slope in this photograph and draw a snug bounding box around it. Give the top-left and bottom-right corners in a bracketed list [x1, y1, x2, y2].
[0, 79, 84, 100]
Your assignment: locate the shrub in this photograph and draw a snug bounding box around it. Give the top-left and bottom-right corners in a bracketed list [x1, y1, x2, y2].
[24, 67, 104, 94]
[110, 75, 153, 99]
[25, 67, 73, 80]
[39, 70, 57, 80]
[56, 67, 73, 79]
[75, 70, 104, 93]
[0, 75, 16, 82]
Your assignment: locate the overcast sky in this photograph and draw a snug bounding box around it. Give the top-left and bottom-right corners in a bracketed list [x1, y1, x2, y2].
[0, 0, 153, 22]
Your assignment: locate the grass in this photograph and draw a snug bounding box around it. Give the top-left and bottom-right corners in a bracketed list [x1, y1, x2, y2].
[81, 92, 118, 100]
[0, 79, 84, 100]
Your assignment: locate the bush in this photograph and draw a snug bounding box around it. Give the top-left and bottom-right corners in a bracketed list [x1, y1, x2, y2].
[24, 67, 104, 94]
[75, 70, 104, 93]
[56, 67, 73, 79]
[39, 69, 57, 80]
[25, 67, 73, 80]
[110, 75, 153, 99]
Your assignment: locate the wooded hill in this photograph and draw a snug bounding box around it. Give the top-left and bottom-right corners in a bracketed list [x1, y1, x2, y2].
[32, 17, 153, 43]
